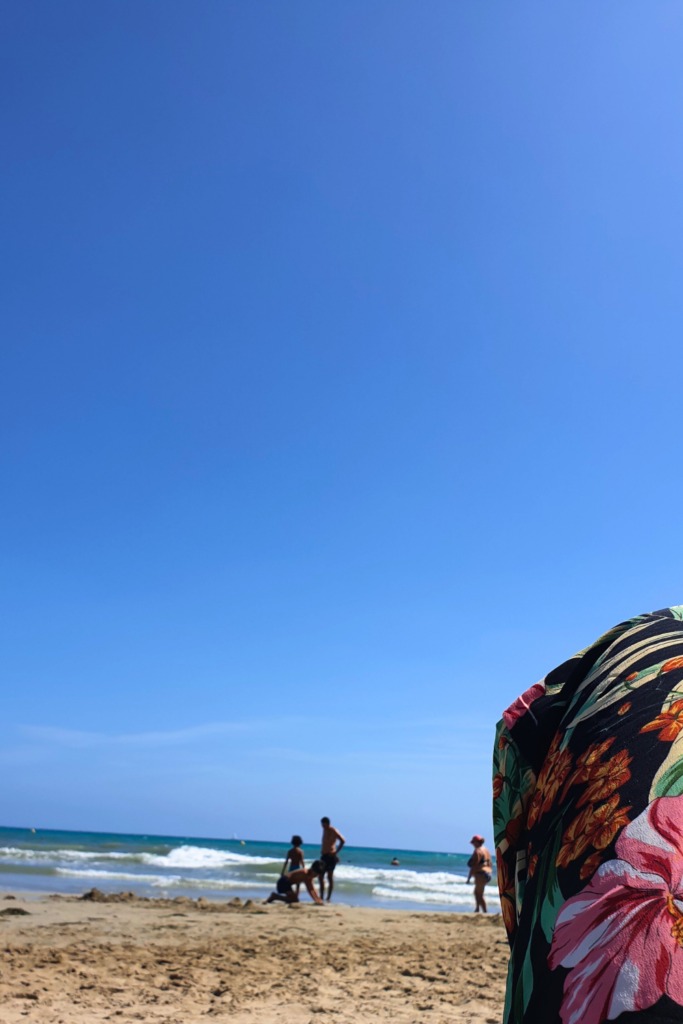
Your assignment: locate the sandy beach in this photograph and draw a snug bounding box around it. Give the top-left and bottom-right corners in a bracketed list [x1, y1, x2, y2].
[0, 890, 507, 1024]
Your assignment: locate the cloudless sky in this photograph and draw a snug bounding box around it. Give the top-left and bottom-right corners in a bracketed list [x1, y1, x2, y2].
[3, 2, 683, 852]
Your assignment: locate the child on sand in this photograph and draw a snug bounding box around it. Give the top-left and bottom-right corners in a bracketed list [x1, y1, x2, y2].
[281, 835, 305, 896]
[281, 835, 305, 874]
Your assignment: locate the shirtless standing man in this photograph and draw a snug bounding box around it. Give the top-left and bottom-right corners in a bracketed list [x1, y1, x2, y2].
[319, 816, 345, 902]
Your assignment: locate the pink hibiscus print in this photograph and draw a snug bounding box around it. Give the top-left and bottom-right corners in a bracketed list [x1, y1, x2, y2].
[549, 795, 683, 1024]
[502, 681, 545, 730]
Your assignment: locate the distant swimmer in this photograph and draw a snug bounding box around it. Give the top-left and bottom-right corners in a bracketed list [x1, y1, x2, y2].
[466, 834, 492, 913]
[319, 816, 345, 902]
[391, 857, 400, 866]
[265, 861, 324, 905]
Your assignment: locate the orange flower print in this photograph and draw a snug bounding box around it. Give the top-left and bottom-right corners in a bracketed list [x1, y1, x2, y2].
[496, 850, 511, 894]
[579, 851, 603, 881]
[493, 772, 504, 799]
[556, 810, 594, 868]
[501, 892, 517, 936]
[618, 701, 631, 716]
[505, 815, 523, 850]
[574, 738, 615, 781]
[496, 855, 517, 937]
[590, 801, 631, 850]
[662, 656, 683, 674]
[528, 853, 539, 879]
[527, 734, 573, 829]
[576, 749, 632, 807]
[556, 795, 631, 869]
[559, 737, 616, 802]
[540, 748, 573, 809]
[641, 699, 683, 742]
[527, 789, 543, 830]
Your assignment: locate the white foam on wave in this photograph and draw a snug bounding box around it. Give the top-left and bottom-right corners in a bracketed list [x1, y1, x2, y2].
[372, 885, 500, 907]
[4, 843, 500, 910]
[0, 844, 277, 870]
[57, 868, 178, 885]
[0, 846, 131, 863]
[337, 864, 468, 887]
[56, 867, 270, 891]
[337, 864, 500, 907]
[140, 845, 276, 869]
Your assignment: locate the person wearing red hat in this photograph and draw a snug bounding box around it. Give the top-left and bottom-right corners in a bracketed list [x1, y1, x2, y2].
[467, 834, 492, 912]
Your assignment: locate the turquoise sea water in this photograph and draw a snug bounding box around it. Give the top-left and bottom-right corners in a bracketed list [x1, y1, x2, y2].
[0, 826, 499, 913]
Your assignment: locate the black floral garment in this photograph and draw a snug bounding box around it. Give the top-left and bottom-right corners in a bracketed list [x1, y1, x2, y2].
[494, 607, 683, 1024]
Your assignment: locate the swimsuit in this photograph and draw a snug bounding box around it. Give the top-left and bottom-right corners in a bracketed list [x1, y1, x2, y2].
[321, 852, 338, 872]
[469, 854, 492, 881]
[276, 875, 292, 895]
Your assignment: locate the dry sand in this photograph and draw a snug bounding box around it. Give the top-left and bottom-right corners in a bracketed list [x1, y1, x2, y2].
[0, 890, 508, 1024]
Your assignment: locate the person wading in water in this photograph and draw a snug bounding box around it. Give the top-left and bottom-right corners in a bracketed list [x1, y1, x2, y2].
[467, 834, 492, 913]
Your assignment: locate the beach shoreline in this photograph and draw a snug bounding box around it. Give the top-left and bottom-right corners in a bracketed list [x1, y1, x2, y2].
[0, 827, 499, 914]
[0, 889, 508, 1023]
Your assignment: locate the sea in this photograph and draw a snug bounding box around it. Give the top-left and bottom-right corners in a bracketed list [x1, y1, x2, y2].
[0, 826, 499, 913]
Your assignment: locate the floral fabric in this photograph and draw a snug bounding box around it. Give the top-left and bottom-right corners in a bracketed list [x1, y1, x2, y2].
[494, 606, 683, 1024]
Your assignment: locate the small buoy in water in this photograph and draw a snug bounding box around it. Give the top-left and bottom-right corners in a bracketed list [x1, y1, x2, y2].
[240, 840, 246, 846]
[31, 828, 36, 834]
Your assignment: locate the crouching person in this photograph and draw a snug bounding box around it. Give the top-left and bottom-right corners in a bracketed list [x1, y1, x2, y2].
[266, 860, 325, 905]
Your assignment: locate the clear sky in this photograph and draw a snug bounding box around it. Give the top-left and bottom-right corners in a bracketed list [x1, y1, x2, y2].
[3, 2, 683, 852]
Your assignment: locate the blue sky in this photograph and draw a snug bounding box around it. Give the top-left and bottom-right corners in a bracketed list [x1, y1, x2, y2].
[3, 2, 683, 852]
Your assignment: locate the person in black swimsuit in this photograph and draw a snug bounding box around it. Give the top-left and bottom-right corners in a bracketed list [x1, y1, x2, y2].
[467, 834, 493, 913]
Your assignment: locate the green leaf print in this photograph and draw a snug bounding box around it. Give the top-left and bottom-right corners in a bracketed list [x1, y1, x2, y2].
[538, 828, 565, 944]
[540, 871, 565, 944]
[509, 830, 566, 1021]
[562, 641, 683, 742]
[651, 732, 683, 798]
[511, 940, 536, 1021]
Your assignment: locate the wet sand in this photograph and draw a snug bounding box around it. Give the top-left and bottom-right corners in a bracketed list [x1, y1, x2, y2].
[0, 890, 508, 1023]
